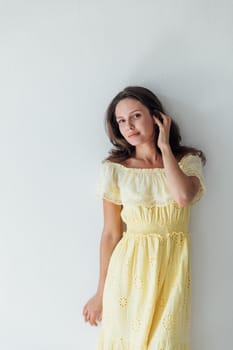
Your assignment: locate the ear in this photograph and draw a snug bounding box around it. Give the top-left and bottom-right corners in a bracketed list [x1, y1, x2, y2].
[152, 115, 157, 124]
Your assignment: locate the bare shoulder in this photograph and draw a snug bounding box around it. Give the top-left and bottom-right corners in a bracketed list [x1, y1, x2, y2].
[108, 153, 188, 168]
[115, 155, 181, 168]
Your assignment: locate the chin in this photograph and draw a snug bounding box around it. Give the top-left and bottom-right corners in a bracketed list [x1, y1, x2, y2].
[127, 139, 142, 146]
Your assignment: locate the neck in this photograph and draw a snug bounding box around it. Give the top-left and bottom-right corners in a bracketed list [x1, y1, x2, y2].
[134, 143, 160, 165]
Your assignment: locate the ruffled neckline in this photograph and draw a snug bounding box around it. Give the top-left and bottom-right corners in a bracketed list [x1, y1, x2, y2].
[104, 153, 191, 172]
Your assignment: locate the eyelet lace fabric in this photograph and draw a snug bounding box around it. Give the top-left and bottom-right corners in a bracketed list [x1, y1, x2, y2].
[96, 153, 206, 207]
[95, 153, 206, 350]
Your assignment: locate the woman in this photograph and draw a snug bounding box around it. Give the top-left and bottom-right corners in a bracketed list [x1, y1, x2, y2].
[83, 86, 206, 349]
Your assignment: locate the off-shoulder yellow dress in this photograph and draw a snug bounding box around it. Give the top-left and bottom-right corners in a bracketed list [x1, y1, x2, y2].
[96, 153, 206, 350]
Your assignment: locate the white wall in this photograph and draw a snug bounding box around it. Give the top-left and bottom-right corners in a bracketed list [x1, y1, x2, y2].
[0, 1, 232, 349]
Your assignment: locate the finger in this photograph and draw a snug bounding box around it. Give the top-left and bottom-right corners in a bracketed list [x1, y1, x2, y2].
[153, 116, 163, 127]
[83, 306, 87, 316]
[96, 312, 102, 321]
[98, 313, 102, 321]
[159, 112, 166, 118]
[83, 306, 88, 316]
[85, 311, 90, 322]
[161, 114, 172, 126]
[93, 311, 101, 326]
[93, 320, 98, 326]
[159, 112, 171, 120]
[90, 315, 97, 326]
[87, 313, 92, 323]
[159, 112, 170, 119]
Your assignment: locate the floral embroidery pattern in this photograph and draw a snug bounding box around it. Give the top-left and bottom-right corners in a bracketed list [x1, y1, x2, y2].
[162, 312, 177, 331]
[96, 153, 205, 349]
[119, 296, 128, 308]
[131, 317, 142, 332]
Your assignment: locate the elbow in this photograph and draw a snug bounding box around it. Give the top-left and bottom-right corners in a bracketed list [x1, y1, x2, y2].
[176, 195, 191, 207]
[176, 177, 201, 207]
[176, 191, 198, 207]
[102, 228, 122, 243]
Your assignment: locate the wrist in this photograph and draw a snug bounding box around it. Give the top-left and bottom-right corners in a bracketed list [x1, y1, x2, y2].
[96, 289, 103, 298]
[160, 144, 171, 154]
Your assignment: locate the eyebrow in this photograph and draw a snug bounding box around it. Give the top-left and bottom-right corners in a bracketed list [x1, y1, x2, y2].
[115, 109, 141, 120]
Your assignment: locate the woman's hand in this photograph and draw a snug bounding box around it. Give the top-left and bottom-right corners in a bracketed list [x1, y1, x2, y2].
[153, 112, 172, 151]
[82, 293, 103, 326]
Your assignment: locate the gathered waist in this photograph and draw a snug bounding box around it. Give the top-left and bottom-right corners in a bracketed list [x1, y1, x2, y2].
[122, 230, 189, 239]
[124, 222, 189, 236]
[123, 230, 189, 238]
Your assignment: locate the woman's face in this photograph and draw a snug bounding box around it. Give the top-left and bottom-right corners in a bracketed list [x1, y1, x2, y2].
[115, 98, 156, 146]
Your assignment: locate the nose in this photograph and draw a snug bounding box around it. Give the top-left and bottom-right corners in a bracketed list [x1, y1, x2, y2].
[125, 119, 134, 130]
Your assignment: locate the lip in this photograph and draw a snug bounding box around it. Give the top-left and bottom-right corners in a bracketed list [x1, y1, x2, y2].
[128, 132, 139, 138]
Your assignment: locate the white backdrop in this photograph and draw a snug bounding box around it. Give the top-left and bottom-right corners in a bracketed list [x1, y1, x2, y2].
[0, 1, 232, 349]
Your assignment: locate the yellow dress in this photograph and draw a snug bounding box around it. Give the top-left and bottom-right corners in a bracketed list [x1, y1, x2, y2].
[96, 153, 206, 350]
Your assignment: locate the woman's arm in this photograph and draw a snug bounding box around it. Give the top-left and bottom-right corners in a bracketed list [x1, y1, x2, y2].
[96, 199, 123, 297]
[161, 145, 201, 207]
[154, 113, 201, 207]
[83, 199, 122, 326]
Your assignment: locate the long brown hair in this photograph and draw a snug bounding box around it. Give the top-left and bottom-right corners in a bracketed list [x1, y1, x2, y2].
[103, 86, 206, 165]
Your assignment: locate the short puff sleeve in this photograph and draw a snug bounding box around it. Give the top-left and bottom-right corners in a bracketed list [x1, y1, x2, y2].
[96, 161, 122, 205]
[179, 153, 206, 206]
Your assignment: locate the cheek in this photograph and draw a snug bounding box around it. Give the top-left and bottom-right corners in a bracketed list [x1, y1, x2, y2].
[141, 119, 155, 132]
[118, 125, 125, 134]
[118, 125, 128, 138]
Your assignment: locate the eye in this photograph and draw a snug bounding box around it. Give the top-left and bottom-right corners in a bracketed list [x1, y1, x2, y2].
[133, 113, 141, 118]
[117, 119, 124, 124]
